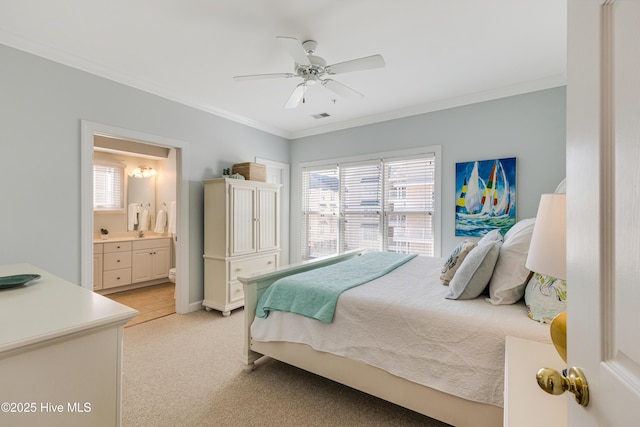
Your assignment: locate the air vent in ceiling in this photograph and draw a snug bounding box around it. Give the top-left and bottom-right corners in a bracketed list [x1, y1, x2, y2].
[311, 113, 331, 120]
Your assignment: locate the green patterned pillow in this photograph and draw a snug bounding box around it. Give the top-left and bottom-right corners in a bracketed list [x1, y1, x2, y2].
[524, 273, 567, 322]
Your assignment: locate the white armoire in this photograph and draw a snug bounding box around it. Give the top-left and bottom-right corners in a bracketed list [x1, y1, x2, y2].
[202, 178, 280, 315]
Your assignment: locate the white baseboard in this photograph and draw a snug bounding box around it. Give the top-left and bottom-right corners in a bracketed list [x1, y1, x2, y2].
[181, 300, 205, 314]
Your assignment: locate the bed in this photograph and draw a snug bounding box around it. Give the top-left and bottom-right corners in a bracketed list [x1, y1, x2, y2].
[239, 224, 555, 427]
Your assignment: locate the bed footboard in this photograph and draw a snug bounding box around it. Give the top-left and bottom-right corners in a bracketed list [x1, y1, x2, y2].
[238, 249, 366, 369]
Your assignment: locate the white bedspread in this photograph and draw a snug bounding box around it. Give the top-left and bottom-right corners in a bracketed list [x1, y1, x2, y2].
[251, 255, 551, 407]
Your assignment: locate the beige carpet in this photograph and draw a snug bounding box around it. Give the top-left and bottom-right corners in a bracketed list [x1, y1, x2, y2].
[122, 309, 452, 426]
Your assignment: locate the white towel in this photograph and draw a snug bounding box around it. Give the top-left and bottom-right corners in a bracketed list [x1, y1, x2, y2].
[127, 204, 138, 231]
[168, 201, 177, 234]
[154, 209, 167, 233]
[139, 209, 149, 232]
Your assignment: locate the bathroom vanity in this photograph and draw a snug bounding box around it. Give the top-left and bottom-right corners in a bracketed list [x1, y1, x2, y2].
[93, 235, 171, 292]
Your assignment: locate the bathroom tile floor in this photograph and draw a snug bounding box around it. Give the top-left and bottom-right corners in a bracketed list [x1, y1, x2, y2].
[106, 282, 175, 327]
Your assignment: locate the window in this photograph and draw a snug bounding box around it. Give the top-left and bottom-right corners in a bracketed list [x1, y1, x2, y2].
[301, 150, 437, 259]
[93, 162, 124, 211]
[301, 167, 339, 259]
[384, 156, 435, 256]
[341, 161, 383, 252]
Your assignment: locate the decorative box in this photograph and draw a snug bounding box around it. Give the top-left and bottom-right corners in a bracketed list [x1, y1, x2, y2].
[232, 162, 266, 182]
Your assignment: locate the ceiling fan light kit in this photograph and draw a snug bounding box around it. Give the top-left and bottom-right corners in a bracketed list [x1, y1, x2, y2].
[233, 36, 385, 109]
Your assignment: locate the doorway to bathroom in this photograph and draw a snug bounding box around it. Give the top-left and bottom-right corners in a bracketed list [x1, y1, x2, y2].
[80, 120, 191, 314]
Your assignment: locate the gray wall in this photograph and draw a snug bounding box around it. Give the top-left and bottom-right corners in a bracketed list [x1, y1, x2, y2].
[290, 87, 566, 257]
[0, 42, 566, 305]
[0, 44, 290, 304]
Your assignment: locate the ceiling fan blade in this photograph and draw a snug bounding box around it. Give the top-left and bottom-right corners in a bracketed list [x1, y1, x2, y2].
[284, 83, 306, 109]
[325, 54, 385, 75]
[322, 79, 364, 99]
[276, 36, 311, 66]
[233, 73, 295, 81]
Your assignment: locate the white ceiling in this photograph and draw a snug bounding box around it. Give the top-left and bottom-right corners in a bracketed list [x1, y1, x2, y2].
[0, 0, 566, 139]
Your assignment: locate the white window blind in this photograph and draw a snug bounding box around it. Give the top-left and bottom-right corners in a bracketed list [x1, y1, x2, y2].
[301, 167, 339, 259]
[340, 161, 383, 253]
[93, 163, 124, 210]
[384, 156, 435, 255]
[301, 152, 436, 259]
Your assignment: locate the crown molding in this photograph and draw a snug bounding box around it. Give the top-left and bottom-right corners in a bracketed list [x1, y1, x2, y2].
[288, 75, 567, 140]
[0, 31, 291, 139]
[2, 31, 564, 142]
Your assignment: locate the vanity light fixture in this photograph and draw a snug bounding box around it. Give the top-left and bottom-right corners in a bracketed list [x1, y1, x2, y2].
[128, 165, 157, 179]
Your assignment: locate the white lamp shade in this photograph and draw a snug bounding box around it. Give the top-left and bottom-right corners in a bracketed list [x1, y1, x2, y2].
[525, 194, 567, 280]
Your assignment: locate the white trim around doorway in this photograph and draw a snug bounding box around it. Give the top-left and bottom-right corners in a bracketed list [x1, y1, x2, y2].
[80, 120, 192, 314]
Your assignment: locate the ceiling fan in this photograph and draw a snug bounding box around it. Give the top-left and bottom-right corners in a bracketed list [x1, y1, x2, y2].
[233, 36, 385, 109]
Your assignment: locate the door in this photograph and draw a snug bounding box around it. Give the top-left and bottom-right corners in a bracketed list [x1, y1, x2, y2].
[256, 186, 279, 252]
[152, 246, 171, 280]
[132, 249, 153, 283]
[257, 157, 289, 263]
[229, 184, 257, 256]
[567, 0, 640, 425]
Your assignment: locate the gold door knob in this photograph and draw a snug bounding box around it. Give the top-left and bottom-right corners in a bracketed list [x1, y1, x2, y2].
[536, 366, 589, 407]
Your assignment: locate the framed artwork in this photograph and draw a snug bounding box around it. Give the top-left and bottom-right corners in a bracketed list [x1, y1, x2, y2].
[455, 157, 516, 236]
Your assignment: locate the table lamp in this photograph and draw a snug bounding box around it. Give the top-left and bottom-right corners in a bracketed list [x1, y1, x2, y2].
[525, 193, 566, 361]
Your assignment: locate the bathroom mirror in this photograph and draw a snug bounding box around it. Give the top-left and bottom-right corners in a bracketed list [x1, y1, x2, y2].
[128, 175, 155, 230]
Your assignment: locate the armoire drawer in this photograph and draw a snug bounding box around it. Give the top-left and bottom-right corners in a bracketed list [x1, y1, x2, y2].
[228, 281, 244, 304]
[103, 251, 132, 271]
[229, 254, 277, 281]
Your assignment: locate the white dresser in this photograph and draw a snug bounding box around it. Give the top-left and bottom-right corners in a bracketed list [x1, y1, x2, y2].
[504, 336, 568, 427]
[0, 264, 138, 427]
[202, 178, 280, 316]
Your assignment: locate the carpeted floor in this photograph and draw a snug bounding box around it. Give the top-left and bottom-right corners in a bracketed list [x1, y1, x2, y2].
[122, 309, 452, 426]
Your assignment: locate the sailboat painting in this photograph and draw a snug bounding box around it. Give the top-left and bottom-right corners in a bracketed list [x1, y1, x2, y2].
[455, 157, 516, 236]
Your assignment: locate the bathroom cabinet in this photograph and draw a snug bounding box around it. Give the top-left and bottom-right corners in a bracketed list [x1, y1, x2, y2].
[93, 243, 103, 290]
[202, 178, 280, 316]
[93, 237, 170, 292]
[131, 239, 171, 283]
[102, 241, 133, 289]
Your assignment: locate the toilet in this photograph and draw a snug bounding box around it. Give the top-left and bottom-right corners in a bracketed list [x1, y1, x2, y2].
[168, 268, 176, 284]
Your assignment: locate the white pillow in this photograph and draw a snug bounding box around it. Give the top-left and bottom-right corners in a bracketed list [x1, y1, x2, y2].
[487, 218, 536, 305]
[477, 228, 503, 246]
[446, 237, 502, 300]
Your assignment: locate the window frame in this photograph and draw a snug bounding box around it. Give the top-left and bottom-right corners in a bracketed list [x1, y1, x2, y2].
[299, 145, 441, 260]
[93, 160, 126, 213]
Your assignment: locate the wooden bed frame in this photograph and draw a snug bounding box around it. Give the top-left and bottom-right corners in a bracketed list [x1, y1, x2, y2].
[239, 250, 503, 427]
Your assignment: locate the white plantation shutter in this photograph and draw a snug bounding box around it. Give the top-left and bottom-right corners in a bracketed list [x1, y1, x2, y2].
[93, 163, 124, 210]
[384, 156, 435, 256]
[301, 151, 436, 259]
[340, 161, 383, 252]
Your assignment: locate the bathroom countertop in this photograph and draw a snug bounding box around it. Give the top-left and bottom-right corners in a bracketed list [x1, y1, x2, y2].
[93, 234, 170, 244]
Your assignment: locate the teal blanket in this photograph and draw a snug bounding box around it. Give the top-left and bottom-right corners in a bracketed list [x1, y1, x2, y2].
[256, 252, 418, 323]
